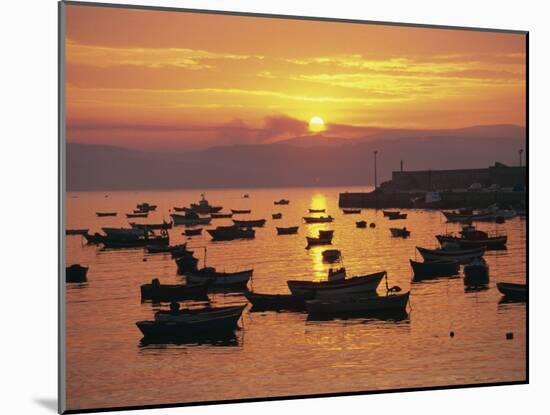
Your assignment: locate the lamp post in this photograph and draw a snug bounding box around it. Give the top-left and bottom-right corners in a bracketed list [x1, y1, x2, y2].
[519, 149, 524, 167]
[373, 150, 378, 189]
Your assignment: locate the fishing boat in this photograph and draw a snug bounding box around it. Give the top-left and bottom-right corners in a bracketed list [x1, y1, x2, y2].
[409, 259, 460, 279]
[145, 243, 187, 254]
[272, 213, 283, 219]
[369, 223, 376, 228]
[184, 228, 203, 236]
[464, 257, 490, 287]
[388, 213, 407, 220]
[276, 226, 299, 235]
[65, 228, 89, 236]
[245, 292, 311, 310]
[136, 202, 157, 212]
[231, 209, 252, 214]
[390, 227, 411, 238]
[102, 227, 145, 239]
[207, 225, 255, 241]
[274, 199, 290, 205]
[96, 212, 117, 217]
[140, 278, 210, 301]
[356, 221, 367, 228]
[126, 212, 148, 218]
[130, 221, 173, 230]
[309, 208, 326, 213]
[318, 230, 334, 238]
[442, 204, 516, 223]
[306, 235, 333, 247]
[170, 211, 212, 226]
[243, 194, 250, 198]
[383, 211, 401, 218]
[306, 291, 410, 314]
[66, 264, 88, 283]
[174, 252, 200, 271]
[343, 209, 361, 214]
[186, 267, 254, 288]
[188, 194, 223, 214]
[232, 219, 266, 227]
[496, 282, 527, 301]
[210, 212, 233, 219]
[102, 233, 169, 248]
[417, 246, 485, 263]
[287, 270, 386, 298]
[303, 216, 334, 224]
[83, 232, 105, 244]
[136, 304, 246, 338]
[436, 226, 507, 249]
[322, 249, 341, 262]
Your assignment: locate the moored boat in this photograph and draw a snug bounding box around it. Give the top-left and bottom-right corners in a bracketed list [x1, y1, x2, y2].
[102, 233, 169, 248]
[170, 212, 212, 226]
[102, 227, 145, 239]
[496, 282, 527, 301]
[126, 212, 148, 218]
[136, 202, 157, 212]
[436, 226, 507, 249]
[231, 209, 251, 214]
[306, 291, 410, 314]
[287, 270, 386, 298]
[145, 243, 187, 254]
[232, 219, 266, 227]
[388, 213, 407, 220]
[136, 304, 246, 338]
[140, 278, 210, 301]
[245, 292, 311, 310]
[274, 199, 290, 205]
[390, 227, 410, 238]
[306, 234, 332, 248]
[96, 212, 117, 217]
[356, 221, 367, 228]
[210, 212, 233, 219]
[66, 264, 88, 283]
[184, 228, 203, 236]
[272, 213, 283, 219]
[417, 246, 485, 263]
[463, 257, 490, 287]
[207, 225, 255, 241]
[276, 226, 299, 235]
[188, 194, 223, 214]
[383, 211, 400, 218]
[186, 267, 254, 288]
[343, 209, 361, 214]
[322, 249, 341, 262]
[130, 221, 172, 230]
[410, 259, 459, 279]
[303, 216, 334, 224]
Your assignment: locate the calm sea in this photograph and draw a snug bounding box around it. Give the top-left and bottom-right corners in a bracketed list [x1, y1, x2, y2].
[65, 187, 526, 411]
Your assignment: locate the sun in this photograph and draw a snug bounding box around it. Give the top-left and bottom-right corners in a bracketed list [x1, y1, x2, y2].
[309, 116, 326, 133]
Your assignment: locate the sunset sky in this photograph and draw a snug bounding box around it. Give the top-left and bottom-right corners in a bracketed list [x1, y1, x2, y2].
[65, 4, 526, 150]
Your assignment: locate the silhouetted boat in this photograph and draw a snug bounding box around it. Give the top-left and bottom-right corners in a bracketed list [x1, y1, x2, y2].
[388, 213, 407, 220]
[442, 204, 516, 223]
[184, 228, 203, 236]
[410, 259, 460, 279]
[96, 212, 117, 217]
[306, 235, 332, 247]
[207, 225, 255, 241]
[322, 249, 341, 262]
[496, 282, 527, 301]
[309, 208, 326, 213]
[126, 212, 148, 218]
[417, 246, 485, 263]
[102, 233, 169, 248]
[276, 226, 299, 235]
[390, 227, 410, 238]
[102, 227, 145, 239]
[136, 202, 157, 212]
[186, 267, 253, 288]
[245, 292, 311, 310]
[436, 226, 507, 249]
[464, 257, 490, 287]
[318, 230, 334, 238]
[189, 193, 223, 214]
[145, 243, 187, 254]
[231, 209, 252, 214]
[243, 194, 250, 198]
[272, 213, 283, 219]
[274, 199, 290, 205]
[343, 209, 361, 214]
[303, 216, 334, 224]
[306, 291, 410, 314]
[170, 212, 212, 226]
[232, 219, 266, 227]
[287, 271, 386, 298]
[369, 223, 376, 228]
[66, 264, 88, 283]
[383, 211, 400, 218]
[210, 212, 233, 219]
[136, 304, 246, 338]
[66, 228, 89, 235]
[356, 221, 367, 228]
[83, 232, 104, 244]
[140, 278, 210, 301]
[130, 221, 173, 230]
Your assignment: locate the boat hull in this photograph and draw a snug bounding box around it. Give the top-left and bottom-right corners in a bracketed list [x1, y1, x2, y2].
[410, 259, 459, 279]
[436, 235, 507, 249]
[497, 282, 527, 301]
[245, 292, 311, 310]
[186, 269, 253, 287]
[276, 226, 299, 235]
[287, 272, 385, 298]
[417, 246, 485, 263]
[306, 292, 410, 314]
[140, 281, 210, 301]
[170, 214, 212, 226]
[66, 265, 88, 283]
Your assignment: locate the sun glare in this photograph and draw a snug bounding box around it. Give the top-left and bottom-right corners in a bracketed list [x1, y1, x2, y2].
[309, 116, 326, 133]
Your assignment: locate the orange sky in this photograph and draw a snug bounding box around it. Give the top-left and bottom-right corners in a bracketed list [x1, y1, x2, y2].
[65, 4, 526, 150]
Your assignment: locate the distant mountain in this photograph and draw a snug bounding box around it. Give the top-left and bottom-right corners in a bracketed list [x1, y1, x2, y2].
[66, 125, 526, 191]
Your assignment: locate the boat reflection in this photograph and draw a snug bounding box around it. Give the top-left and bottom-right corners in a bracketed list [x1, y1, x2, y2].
[138, 330, 241, 348]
